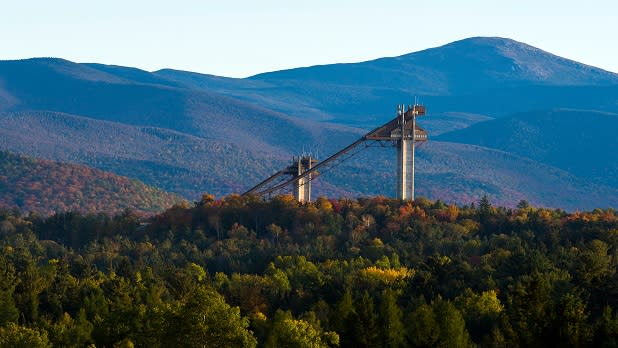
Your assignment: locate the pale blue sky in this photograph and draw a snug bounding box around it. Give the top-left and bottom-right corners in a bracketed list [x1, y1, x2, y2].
[1, 0, 616, 77]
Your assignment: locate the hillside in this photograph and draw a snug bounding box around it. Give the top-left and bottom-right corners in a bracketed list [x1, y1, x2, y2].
[0, 57, 359, 150]
[437, 109, 618, 188]
[0, 111, 294, 197]
[0, 151, 185, 215]
[1, 37, 617, 210]
[0, 57, 363, 198]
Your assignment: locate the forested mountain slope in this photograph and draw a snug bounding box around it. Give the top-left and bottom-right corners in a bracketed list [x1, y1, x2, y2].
[437, 109, 618, 188]
[0, 151, 184, 215]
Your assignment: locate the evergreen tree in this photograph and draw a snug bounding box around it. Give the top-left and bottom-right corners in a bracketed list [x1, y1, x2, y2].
[349, 291, 380, 347]
[552, 293, 591, 348]
[406, 299, 439, 347]
[517, 200, 530, 210]
[0, 256, 18, 326]
[593, 306, 618, 347]
[479, 195, 492, 215]
[434, 299, 475, 348]
[379, 289, 405, 348]
[330, 288, 355, 346]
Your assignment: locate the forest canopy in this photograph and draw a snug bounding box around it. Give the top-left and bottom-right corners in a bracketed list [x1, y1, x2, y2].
[0, 194, 617, 347]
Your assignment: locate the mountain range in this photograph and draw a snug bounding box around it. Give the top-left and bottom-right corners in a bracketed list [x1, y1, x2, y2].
[1, 36, 617, 211]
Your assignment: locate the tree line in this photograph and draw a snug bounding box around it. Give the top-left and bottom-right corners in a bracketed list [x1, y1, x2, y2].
[0, 194, 617, 347]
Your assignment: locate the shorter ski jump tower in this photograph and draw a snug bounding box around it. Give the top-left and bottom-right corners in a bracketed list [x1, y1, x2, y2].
[243, 104, 427, 202]
[292, 155, 317, 202]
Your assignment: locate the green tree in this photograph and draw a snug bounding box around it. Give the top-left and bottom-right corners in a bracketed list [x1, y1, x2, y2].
[163, 286, 257, 348]
[552, 293, 591, 348]
[113, 337, 135, 347]
[455, 289, 503, 342]
[46, 310, 93, 348]
[0, 255, 18, 326]
[406, 298, 474, 348]
[479, 195, 491, 215]
[349, 291, 380, 347]
[506, 273, 553, 347]
[330, 288, 355, 346]
[576, 239, 613, 284]
[0, 323, 52, 348]
[12, 251, 50, 323]
[379, 289, 405, 348]
[594, 306, 618, 347]
[406, 300, 439, 347]
[434, 299, 475, 348]
[265, 310, 338, 348]
[516, 200, 530, 210]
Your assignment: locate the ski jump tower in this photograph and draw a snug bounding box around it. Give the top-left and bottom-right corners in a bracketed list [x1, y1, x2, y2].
[395, 104, 425, 200]
[243, 104, 428, 202]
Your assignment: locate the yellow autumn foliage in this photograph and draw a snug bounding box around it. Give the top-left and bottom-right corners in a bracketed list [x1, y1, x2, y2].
[358, 266, 414, 285]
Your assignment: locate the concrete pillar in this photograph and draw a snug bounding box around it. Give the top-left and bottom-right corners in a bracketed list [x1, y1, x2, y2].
[397, 138, 414, 200]
[294, 156, 313, 203]
[397, 105, 416, 201]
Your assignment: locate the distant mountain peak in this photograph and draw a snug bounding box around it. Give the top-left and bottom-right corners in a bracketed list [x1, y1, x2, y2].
[394, 36, 618, 88]
[447, 36, 526, 45]
[404, 36, 554, 63]
[447, 37, 548, 58]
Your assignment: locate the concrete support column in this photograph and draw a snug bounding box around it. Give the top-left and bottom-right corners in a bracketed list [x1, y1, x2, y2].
[397, 138, 414, 200]
[294, 156, 313, 203]
[397, 104, 416, 201]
